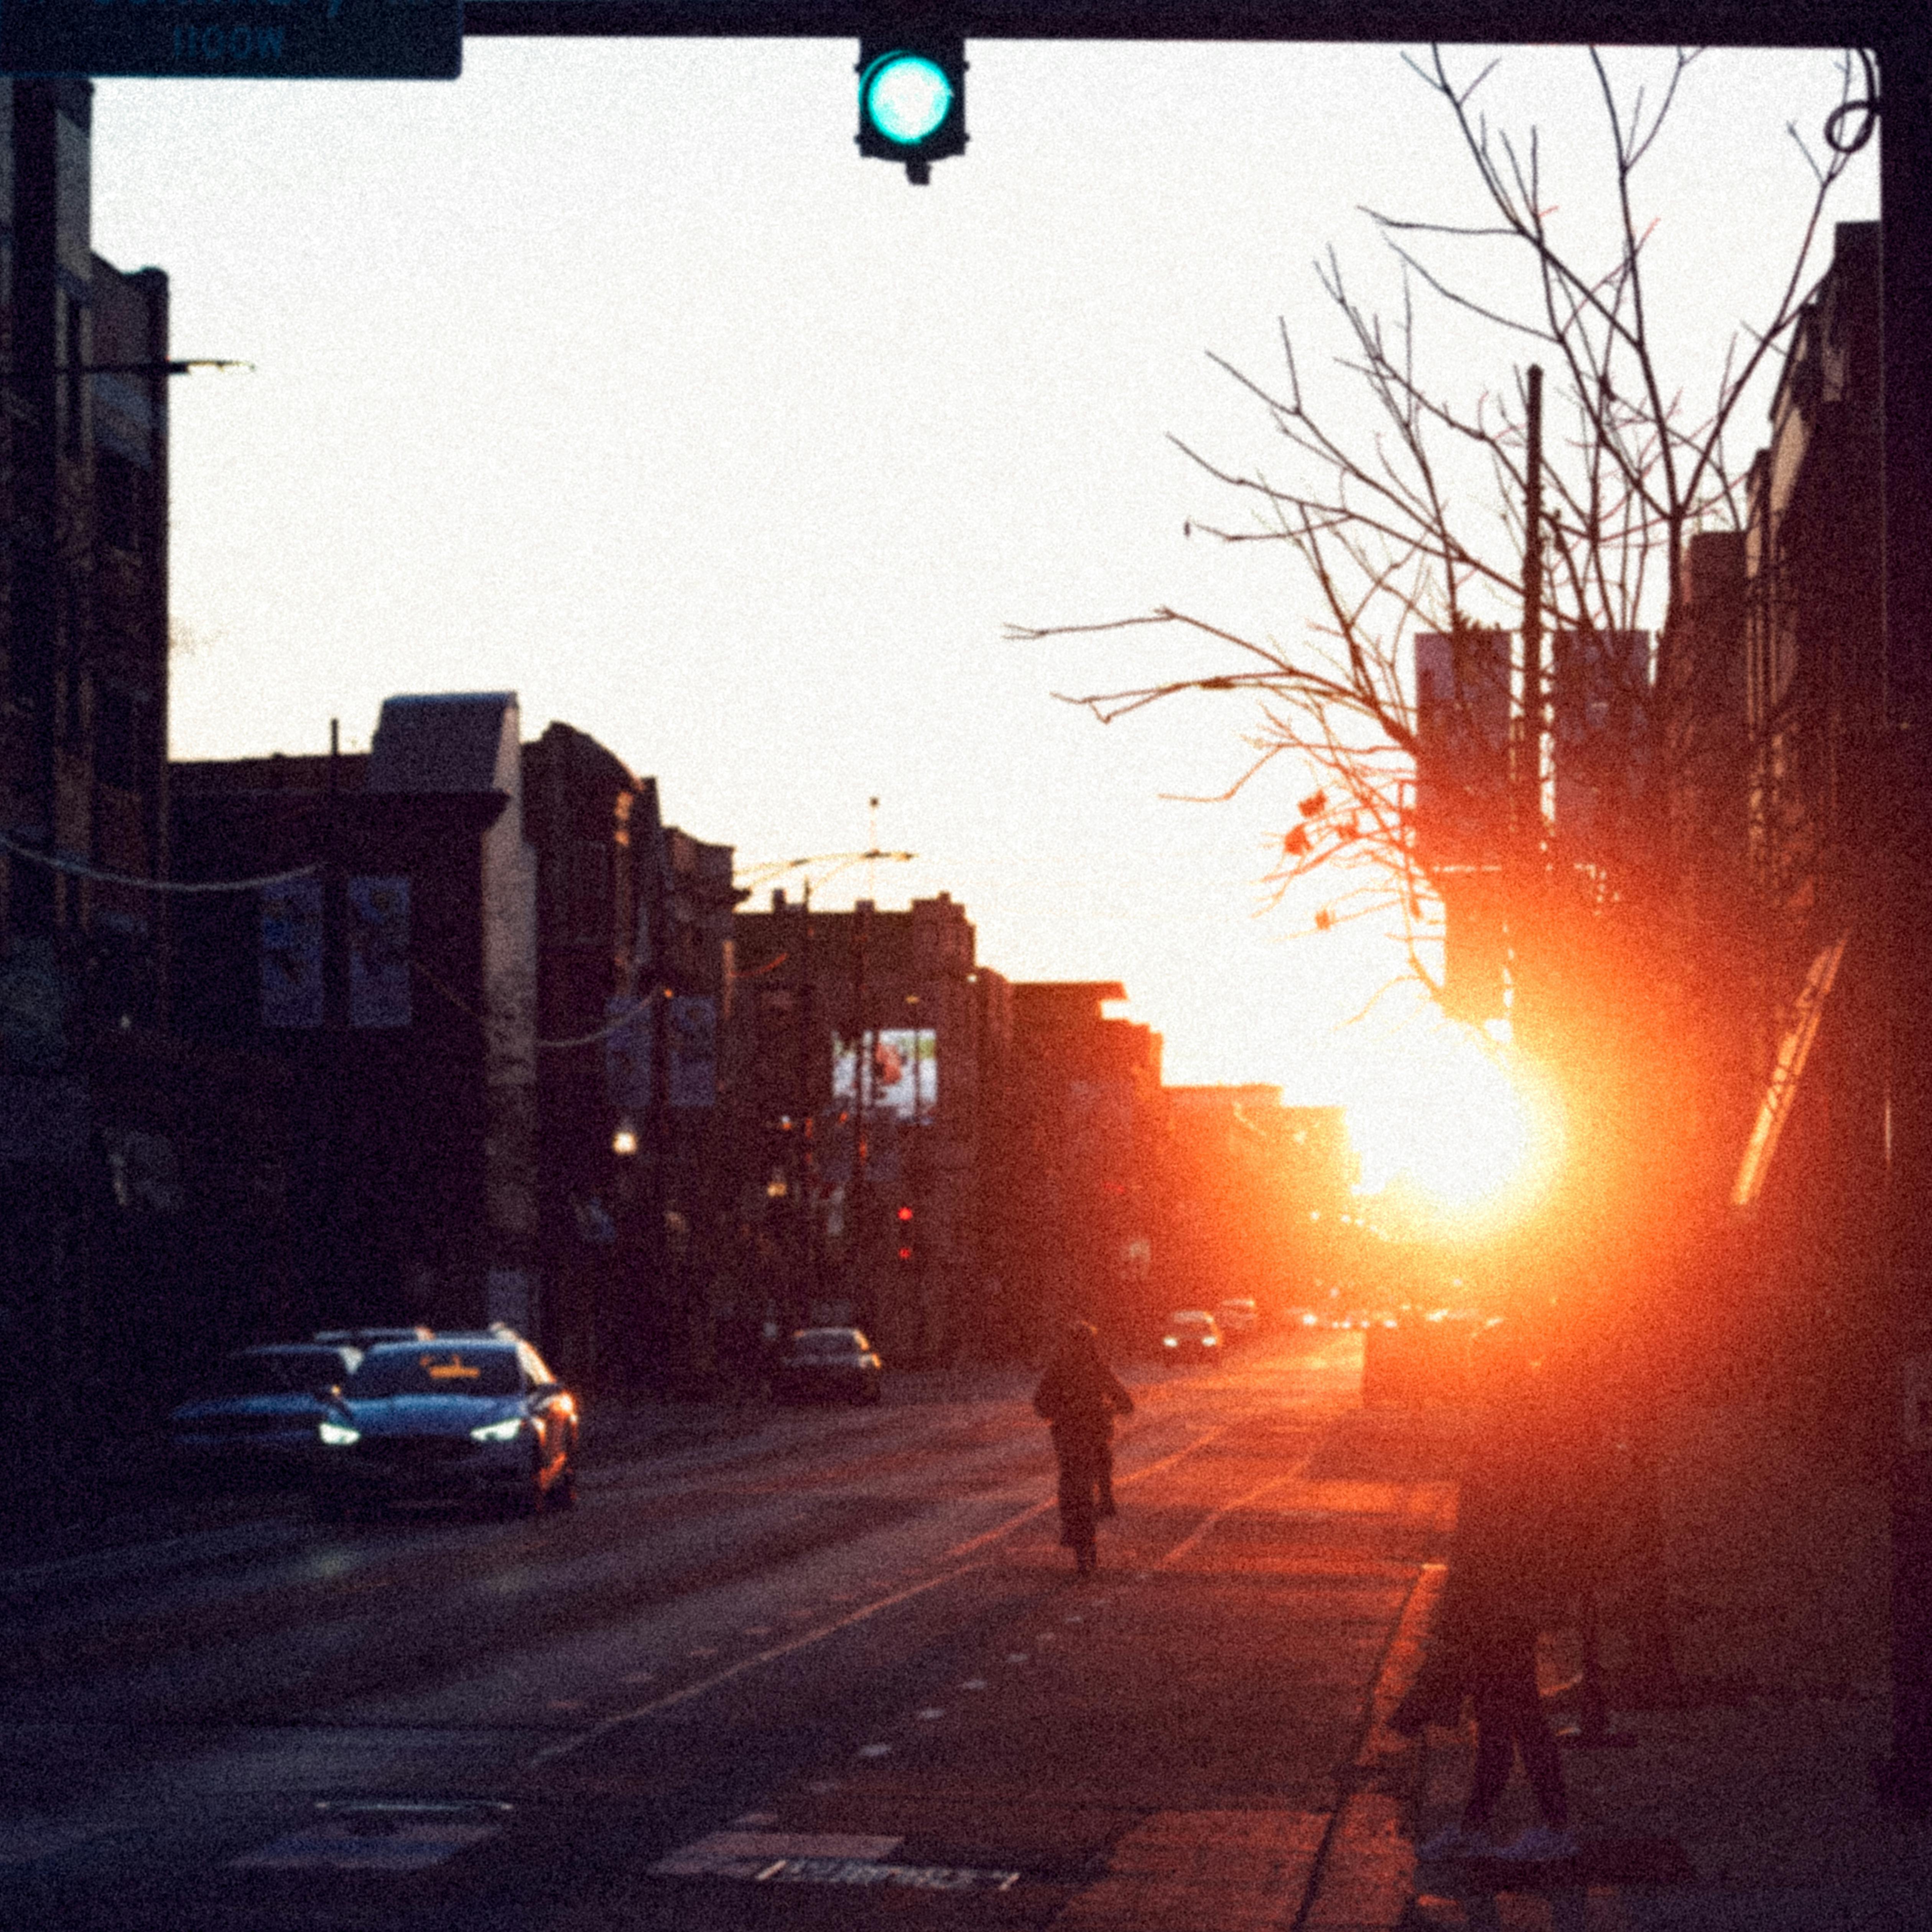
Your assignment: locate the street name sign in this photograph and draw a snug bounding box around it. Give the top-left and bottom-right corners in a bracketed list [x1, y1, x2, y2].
[0, 0, 462, 78]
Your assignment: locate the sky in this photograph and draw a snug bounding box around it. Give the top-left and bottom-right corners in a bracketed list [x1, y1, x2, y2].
[89, 39, 1878, 1105]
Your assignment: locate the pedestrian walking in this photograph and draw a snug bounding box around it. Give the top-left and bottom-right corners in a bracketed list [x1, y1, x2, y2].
[1032, 1320, 1134, 1575]
[1411, 1326, 1585, 1865]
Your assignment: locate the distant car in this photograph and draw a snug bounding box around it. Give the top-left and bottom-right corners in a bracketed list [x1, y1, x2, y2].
[772, 1327, 884, 1405]
[1215, 1297, 1260, 1341]
[1282, 1306, 1324, 1333]
[1161, 1310, 1223, 1362]
[169, 1343, 364, 1484]
[311, 1337, 579, 1521]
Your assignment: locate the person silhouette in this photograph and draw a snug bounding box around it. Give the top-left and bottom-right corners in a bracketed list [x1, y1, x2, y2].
[1032, 1320, 1135, 1575]
[1417, 1324, 1585, 1865]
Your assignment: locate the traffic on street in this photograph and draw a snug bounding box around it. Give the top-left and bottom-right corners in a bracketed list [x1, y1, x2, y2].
[1, 1324, 1463, 1932]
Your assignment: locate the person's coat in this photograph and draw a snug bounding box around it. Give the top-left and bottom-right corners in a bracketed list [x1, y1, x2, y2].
[1033, 1343, 1134, 1451]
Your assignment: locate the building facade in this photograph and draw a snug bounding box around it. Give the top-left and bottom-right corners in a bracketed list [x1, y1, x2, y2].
[522, 720, 742, 1392]
[984, 981, 1165, 1355]
[170, 695, 538, 1341]
[732, 890, 1000, 1364]
[0, 79, 220, 1480]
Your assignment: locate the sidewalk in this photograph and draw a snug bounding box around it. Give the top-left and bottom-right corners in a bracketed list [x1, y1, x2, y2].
[1312, 1397, 1932, 1929]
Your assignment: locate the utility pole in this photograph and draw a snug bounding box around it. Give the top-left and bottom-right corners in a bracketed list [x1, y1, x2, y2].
[793, 879, 820, 1324]
[1511, 362, 1546, 1056]
[1879, 28, 1932, 1814]
[852, 895, 871, 1330]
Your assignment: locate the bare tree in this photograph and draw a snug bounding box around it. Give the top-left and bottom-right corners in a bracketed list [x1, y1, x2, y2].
[1013, 46, 1866, 1019]
[1015, 44, 1874, 1709]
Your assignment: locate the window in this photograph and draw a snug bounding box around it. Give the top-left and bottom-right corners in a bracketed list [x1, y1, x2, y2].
[345, 1347, 522, 1399]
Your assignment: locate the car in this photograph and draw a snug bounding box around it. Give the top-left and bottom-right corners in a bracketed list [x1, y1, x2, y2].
[771, 1327, 884, 1405]
[1215, 1297, 1260, 1341]
[1160, 1310, 1223, 1362]
[168, 1343, 365, 1484]
[310, 1336, 579, 1520]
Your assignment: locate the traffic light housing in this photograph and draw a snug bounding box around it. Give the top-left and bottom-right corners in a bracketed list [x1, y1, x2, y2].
[857, 38, 966, 184]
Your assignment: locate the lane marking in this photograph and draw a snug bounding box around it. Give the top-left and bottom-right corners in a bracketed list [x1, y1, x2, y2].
[1156, 1466, 1307, 1570]
[232, 1799, 511, 1873]
[942, 1425, 1232, 1558]
[654, 1830, 903, 1876]
[525, 1560, 981, 1768]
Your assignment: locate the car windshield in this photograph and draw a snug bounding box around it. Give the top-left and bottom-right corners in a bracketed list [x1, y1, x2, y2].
[346, 1347, 521, 1398]
[198, 1348, 350, 1398]
[788, 1330, 865, 1357]
[1170, 1313, 1213, 1329]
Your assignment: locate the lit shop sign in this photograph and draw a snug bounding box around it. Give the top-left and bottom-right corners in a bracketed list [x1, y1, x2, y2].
[833, 1030, 936, 1121]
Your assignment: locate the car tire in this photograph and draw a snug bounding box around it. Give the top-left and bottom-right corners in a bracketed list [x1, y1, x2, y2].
[549, 1458, 578, 1511]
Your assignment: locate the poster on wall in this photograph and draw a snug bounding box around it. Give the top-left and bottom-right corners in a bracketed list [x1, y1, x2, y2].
[260, 877, 324, 1028]
[348, 876, 411, 1028]
[832, 1029, 938, 1121]
[603, 995, 652, 1114]
[668, 995, 717, 1109]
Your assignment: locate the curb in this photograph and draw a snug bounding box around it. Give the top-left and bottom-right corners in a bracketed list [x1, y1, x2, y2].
[1300, 1560, 1447, 1930]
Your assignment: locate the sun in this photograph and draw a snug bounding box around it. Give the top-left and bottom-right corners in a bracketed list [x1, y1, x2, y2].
[1341, 1020, 1558, 1224]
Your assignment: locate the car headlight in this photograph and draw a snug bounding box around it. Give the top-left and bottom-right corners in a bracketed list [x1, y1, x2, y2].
[469, 1415, 525, 1443]
[1203, 1335, 1219, 1346]
[1162, 1337, 1178, 1348]
[318, 1420, 360, 1446]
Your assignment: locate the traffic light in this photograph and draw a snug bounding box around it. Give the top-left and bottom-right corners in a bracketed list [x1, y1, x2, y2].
[857, 38, 966, 184]
[896, 1203, 915, 1263]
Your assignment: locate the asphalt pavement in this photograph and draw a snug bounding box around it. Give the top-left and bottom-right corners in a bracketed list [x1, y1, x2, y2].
[10, 1333, 1928, 1930]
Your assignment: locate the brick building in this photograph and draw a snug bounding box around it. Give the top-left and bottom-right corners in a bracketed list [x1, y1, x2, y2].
[732, 891, 1005, 1363]
[171, 694, 538, 1341]
[521, 721, 742, 1391]
[984, 981, 1165, 1356]
[0, 79, 267, 1479]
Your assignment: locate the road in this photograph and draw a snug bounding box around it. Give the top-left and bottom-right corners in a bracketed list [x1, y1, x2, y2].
[2, 1329, 1461, 1930]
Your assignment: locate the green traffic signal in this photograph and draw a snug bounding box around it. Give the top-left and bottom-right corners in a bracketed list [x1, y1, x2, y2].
[864, 53, 953, 146]
[856, 38, 967, 184]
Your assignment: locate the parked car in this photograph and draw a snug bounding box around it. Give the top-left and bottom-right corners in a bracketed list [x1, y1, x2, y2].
[311, 1336, 579, 1521]
[1160, 1310, 1223, 1362]
[771, 1327, 884, 1405]
[168, 1343, 364, 1484]
[1215, 1297, 1260, 1342]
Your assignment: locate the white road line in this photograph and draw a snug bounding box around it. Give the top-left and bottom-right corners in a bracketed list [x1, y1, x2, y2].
[1155, 1466, 1306, 1570]
[942, 1426, 1231, 1559]
[523, 1560, 981, 1768]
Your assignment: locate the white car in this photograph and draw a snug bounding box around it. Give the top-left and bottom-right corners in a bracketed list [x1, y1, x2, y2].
[1161, 1310, 1223, 1361]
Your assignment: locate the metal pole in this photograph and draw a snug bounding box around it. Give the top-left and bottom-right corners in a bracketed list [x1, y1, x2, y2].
[1879, 28, 1932, 1814]
[1520, 364, 1545, 873]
